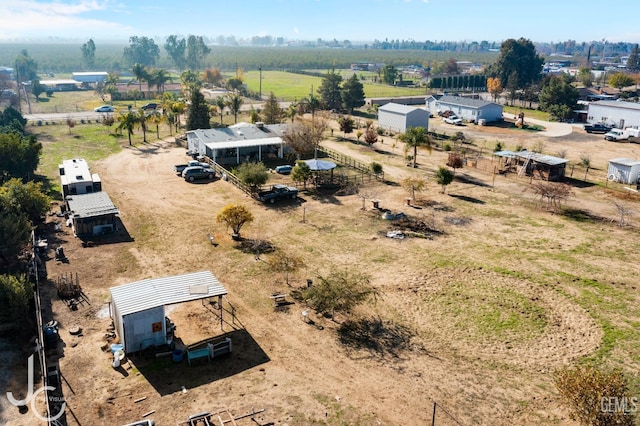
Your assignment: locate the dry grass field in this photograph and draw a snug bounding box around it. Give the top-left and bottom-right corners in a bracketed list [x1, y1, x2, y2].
[3, 115, 640, 426]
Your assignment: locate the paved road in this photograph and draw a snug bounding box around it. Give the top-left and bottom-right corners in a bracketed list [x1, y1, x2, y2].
[23, 111, 115, 123]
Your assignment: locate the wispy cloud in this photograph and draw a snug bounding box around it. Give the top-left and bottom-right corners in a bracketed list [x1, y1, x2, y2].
[0, 0, 131, 39]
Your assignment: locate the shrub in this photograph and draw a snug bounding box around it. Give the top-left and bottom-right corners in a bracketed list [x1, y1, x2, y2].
[443, 142, 452, 151]
[370, 162, 383, 175]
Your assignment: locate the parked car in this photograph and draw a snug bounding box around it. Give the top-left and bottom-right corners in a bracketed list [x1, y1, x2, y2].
[182, 166, 216, 182]
[94, 105, 115, 113]
[444, 115, 463, 125]
[174, 160, 210, 175]
[584, 123, 612, 134]
[141, 103, 158, 110]
[275, 165, 293, 174]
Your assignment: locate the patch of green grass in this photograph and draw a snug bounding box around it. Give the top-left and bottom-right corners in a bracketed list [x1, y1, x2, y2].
[428, 280, 548, 343]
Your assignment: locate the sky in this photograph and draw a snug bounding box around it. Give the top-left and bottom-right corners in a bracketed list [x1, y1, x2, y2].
[1, 0, 640, 44]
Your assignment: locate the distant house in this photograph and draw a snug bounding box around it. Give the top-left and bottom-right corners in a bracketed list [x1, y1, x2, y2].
[426, 95, 503, 123]
[607, 158, 640, 185]
[40, 79, 79, 92]
[59, 158, 102, 198]
[187, 122, 287, 166]
[377, 103, 429, 133]
[112, 82, 182, 100]
[587, 100, 640, 129]
[71, 72, 108, 84]
[65, 191, 119, 237]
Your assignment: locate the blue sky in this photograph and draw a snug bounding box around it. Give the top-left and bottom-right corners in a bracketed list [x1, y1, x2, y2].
[1, 0, 640, 44]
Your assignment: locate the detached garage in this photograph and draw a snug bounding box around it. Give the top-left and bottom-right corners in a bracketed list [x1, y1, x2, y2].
[110, 271, 228, 354]
[607, 158, 640, 184]
[378, 103, 429, 133]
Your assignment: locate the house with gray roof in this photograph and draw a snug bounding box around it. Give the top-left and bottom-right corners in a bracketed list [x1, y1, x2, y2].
[426, 95, 503, 123]
[377, 102, 429, 133]
[187, 122, 288, 165]
[65, 191, 119, 237]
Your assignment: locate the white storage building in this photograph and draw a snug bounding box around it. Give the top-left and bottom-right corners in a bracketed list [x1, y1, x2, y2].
[607, 158, 640, 185]
[377, 103, 429, 133]
[587, 100, 640, 129]
[426, 95, 503, 123]
[110, 271, 228, 354]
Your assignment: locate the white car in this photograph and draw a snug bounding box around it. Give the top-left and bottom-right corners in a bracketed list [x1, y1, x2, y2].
[94, 105, 115, 113]
[444, 115, 463, 125]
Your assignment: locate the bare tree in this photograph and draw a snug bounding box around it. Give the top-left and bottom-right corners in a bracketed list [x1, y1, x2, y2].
[529, 182, 573, 211]
[614, 202, 633, 227]
[282, 118, 329, 159]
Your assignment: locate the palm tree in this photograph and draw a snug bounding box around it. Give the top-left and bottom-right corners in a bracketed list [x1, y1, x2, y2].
[214, 96, 226, 125]
[304, 93, 321, 121]
[287, 102, 298, 123]
[150, 68, 172, 96]
[116, 111, 140, 146]
[100, 72, 120, 103]
[171, 101, 187, 133]
[161, 92, 177, 135]
[180, 70, 200, 97]
[226, 94, 243, 124]
[398, 126, 431, 169]
[137, 110, 149, 142]
[147, 109, 164, 139]
[130, 63, 148, 100]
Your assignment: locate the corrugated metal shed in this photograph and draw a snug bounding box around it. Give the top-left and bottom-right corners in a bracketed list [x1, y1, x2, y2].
[110, 271, 227, 317]
[378, 103, 421, 115]
[515, 151, 569, 166]
[66, 191, 119, 218]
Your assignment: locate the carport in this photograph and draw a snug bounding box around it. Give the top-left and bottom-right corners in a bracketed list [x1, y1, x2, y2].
[204, 137, 284, 165]
[109, 271, 228, 354]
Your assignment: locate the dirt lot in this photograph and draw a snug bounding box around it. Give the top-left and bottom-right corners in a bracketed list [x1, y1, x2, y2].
[3, 116, 640, 426]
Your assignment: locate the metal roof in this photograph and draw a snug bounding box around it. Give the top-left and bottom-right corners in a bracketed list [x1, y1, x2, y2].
[609, 158, 640, 166]
[591, 100, 640, 111]
[378, 102, 425, 115]
[60, 158, 92, 186]
[205, 137, 283, 150]
[188, 123, 287, 144]
[515, 151, 569, 166]
[437, 95, 498, 110]
[66, 191, 119, 218]
[110, 271, 228, 317]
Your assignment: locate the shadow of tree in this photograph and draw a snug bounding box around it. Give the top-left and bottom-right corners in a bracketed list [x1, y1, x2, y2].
[338, 316, 413, 359]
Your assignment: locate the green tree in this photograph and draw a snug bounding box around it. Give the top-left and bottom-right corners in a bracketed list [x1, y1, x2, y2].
[262, 92, 284, 124]
[216, 204, 254, 239]
[554, 365, 636, 426]
[164, 35, 187, 70]
[538, 76, 579, 120]
[123, 36, 160, 67]
[608, 73, 634, 91]
[0, 179, 50, 226]
[0, 132, 42, 183]
[81, 38, 96, 69]
[302, 268, 377, 321]
[180, 69, 201, 96]
[341, 74, 365, 113]
[435, 166, 455, 193]
[30, 79, 46, 101]
[186, 89, 211, 130]
[578, 67, 594, 88]
[291, 160, 312, 189]
[301, 93, 321, 120]
[398, 126, 431, 169]
[137, 110, 149, 143]
[0, 274, 32, 323]
[627, 44, 640, 73]
[116, 111, 140, 146]
[338, 116, 355, 138]
[214, 96, 226, 125]
[234, 162, 268, 191]
[185, 35, 211, 71]
[226, 93, 243, 124]
[130, 63, 149, 100]
[14, 49, 38, 84]
[488, 38, 544, 92]
[382, 64, 398, 85]
[401, 177, 426, 202]
[148, 68, 172, 95]
[318, 69, 343, 111]
[100, 72, 119, 103]
[0, 200, 31, 265]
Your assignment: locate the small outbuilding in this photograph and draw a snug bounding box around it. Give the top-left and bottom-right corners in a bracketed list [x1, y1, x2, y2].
[426, 95, 503, 123]
[377, 102, 429, 133]
[607, 158, 640, 184]
[110, 271, 228, 354]
[494, 150, 568, 181]
[65, 191, 119, 237]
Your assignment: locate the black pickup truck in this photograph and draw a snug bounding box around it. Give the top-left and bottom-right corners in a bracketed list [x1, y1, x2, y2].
[257, 184, 299, 203]
[584, 123, 612, 134]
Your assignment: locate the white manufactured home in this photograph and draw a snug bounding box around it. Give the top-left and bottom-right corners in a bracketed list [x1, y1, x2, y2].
[377, 103, 430, 133]
[426, 95, 503, 124]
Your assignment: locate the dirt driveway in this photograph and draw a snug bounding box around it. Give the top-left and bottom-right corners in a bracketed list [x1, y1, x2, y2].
[4, 116, 640, 426]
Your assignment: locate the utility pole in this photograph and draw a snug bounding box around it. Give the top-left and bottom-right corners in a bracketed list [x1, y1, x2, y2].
[259, 65, 262, 100]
